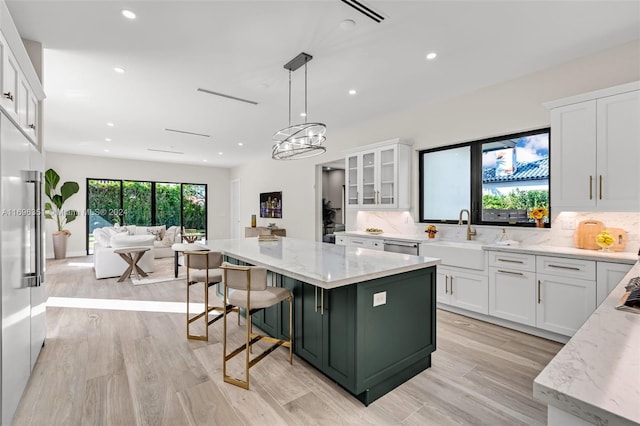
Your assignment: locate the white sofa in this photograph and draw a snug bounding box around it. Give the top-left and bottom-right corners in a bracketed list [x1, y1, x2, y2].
[93, 228, 155, 279]
[118, 225, 182, 258]
[92, 225, 181, 279]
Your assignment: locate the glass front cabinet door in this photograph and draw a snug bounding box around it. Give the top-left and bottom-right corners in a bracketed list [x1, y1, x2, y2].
[344, 140, 411, 210]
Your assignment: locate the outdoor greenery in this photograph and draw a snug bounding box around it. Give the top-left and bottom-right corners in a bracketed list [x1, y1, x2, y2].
[482, 189, 549, 210]
[87, 179, 206, 235]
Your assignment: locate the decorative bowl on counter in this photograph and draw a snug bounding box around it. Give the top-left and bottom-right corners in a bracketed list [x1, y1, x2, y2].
[595, 230, 614, 252]
[365, 228, 383, 235]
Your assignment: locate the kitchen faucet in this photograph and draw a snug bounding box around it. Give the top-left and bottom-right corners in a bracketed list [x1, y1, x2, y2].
[458, 209, 477, 240]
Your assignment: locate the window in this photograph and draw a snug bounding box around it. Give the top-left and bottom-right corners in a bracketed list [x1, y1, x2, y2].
[419, 128, 550, 227]
[87, 179, 208, 253]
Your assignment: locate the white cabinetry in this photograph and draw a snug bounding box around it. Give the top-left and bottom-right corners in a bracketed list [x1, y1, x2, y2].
[0, 33, 18, 119]
[548, 83, 640, 211]
[347, 236, 383, 251]
[489, 251, 598, 337]
[335, 234, 348, 246]
[345, 139, 412, 210]
[489, 252, 536, 326]
[437, 266, 488, 314]
[536, 256, 596, 336]
[596, 261, 633, 306]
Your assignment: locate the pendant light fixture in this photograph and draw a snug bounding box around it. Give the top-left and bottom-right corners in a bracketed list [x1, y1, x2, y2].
[272, 52, 327, 160]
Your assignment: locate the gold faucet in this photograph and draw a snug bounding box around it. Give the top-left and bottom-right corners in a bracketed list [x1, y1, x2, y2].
[458, 209, 477, 240]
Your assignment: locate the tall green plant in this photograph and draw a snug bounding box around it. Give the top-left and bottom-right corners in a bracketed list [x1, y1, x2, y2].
[44, 168, 79, 234]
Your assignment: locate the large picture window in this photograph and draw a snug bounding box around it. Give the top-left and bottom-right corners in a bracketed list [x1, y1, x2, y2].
[419, 128, 550, 227]
[87, 179, 207, 253]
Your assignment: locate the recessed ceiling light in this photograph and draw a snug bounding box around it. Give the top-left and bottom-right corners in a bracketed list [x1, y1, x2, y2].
[106, 122, 114, 127]
[300, 112, 307, 117]
[237, 142, 244, 146]
[104, 149, 110, 153]
[203, 159, 207, 162]
[426, 52, 437, 60]
[113, 67, 125, 74]
[348, 89, 357, 95]
[218, 151, 223, 155]
[105, 138, 111, 142]
[340, 19, 356, 30]
[121, 9, 136, 20]
[326, 167, 332, 171]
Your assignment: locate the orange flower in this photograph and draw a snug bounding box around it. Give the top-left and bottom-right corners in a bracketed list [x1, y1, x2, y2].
[529, 207, 548, 220]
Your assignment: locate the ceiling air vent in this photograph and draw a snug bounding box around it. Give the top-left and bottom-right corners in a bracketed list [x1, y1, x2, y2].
[147, 148, 185, 154]
[341, 0, 385, 23]
[197, 88, 258, 105]
[164, 128, 210, 138]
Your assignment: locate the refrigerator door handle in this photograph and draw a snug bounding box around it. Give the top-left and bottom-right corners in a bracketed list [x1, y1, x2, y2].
[22, 170, 43, 287]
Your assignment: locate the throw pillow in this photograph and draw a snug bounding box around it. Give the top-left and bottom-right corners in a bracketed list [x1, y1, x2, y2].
[162, 226, 178, 247]
[146, 225, 166, 241]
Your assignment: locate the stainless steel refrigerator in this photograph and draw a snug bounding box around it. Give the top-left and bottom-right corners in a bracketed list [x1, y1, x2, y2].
[1, 112, 46, 424]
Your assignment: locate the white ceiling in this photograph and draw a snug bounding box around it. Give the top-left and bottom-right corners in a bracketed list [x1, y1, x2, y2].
[7, 0, 640, 168]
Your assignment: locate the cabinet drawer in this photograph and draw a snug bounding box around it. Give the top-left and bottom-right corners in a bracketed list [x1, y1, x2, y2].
[488, 251, 535, 271]
[335, 235, 348, 246]
[536, 256, 595, 280]
[348, 237, 383, 251]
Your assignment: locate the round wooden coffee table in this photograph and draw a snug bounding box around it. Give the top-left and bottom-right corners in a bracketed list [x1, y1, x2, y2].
[114, 247, 151, 282]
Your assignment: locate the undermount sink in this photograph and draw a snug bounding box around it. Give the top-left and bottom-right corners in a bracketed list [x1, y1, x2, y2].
[419, 240, 487, 270]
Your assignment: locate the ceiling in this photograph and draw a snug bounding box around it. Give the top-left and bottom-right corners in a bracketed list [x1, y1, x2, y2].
[7, 0, 640, 168]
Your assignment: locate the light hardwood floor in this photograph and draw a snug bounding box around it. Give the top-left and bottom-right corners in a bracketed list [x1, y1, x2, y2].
[13, 256, 563, 425]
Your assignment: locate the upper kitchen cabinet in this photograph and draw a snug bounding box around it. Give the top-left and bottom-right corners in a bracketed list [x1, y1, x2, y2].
[345, 139, 412, 210]
[547, 82, 640, 212]
[0, 2, 45, 149]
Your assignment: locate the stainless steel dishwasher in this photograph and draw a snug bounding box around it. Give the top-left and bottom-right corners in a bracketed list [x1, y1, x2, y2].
[383, 240, 419, 255]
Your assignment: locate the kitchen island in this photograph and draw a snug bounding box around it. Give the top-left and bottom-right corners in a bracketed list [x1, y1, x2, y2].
[201, 237, 440, 405]
[534, 261, 640, 426]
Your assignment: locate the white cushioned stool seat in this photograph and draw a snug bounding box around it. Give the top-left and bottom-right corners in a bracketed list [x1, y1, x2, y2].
[189, 269, 223, 283]
[228, 286, 291, 310]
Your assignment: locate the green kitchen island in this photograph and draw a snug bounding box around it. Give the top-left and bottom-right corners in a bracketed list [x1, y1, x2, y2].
[201, 237, 440, 405]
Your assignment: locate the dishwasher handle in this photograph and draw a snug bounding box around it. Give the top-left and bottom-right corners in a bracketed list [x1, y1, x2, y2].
[383, 241, 418, 248]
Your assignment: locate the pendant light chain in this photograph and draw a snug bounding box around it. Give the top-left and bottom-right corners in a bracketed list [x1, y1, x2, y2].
[288, 70, 292, 127]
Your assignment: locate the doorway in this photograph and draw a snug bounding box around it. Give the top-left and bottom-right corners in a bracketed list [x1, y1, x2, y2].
[318, 159, 345, 243]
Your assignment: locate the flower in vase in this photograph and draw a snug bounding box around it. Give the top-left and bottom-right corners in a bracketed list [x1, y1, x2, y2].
[529, 207, 548, 220]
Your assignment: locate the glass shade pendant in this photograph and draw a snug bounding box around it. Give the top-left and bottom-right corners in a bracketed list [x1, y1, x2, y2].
[272, 52, 326, 160]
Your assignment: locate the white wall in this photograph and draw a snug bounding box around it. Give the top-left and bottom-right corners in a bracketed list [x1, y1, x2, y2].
[231, 40, 640, 242]
[44, 152, 230, 257]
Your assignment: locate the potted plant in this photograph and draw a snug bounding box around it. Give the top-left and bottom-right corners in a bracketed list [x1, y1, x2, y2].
[44, 168, 79, 259]
[322, 198, 336, 235]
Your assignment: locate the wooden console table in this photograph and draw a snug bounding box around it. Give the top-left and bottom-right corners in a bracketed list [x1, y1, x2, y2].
[245, 227, 286, 238]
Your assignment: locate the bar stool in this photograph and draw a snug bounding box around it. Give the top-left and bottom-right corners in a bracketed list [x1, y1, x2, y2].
[185, 250, 238, 341]
[220, 262, 293, 390]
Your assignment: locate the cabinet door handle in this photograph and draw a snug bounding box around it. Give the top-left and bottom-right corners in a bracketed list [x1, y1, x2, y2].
[351, 240, 363, 245]
[314, 286, 318, 313]
[450, 276, 454, 295]
[548, 264, 580, 271]
[599, 175, 603, 200]
[497, 258, 524, 264]
[589, 175, 593, 200]
[445, 275, 448, 294]
[537, 280, 541, 304]
[497, 269, 524, 276]
[3, 92, 13, 101]
[28, 124, 36, 130]
[321, 289, 324, 316]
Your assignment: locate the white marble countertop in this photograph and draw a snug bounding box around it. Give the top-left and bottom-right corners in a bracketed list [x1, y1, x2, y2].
[336, 230, 432, 243]
[200, 237, 439, 289]
[534, 261, 640, 425]
[483, 243, 637, 264]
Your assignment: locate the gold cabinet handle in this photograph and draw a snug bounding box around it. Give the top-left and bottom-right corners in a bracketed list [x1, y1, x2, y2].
[314, 286, 318, 313]
[599, 175, 603, 200]
[3, 92, 13, 101]
[589, 176, 593, 200]
[497, 269, 524, 276]
[537, 280, 541, 304]
[450, 276, 454, 295]
[445, 275, 448, 294]
[321, 288, 324, 316]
